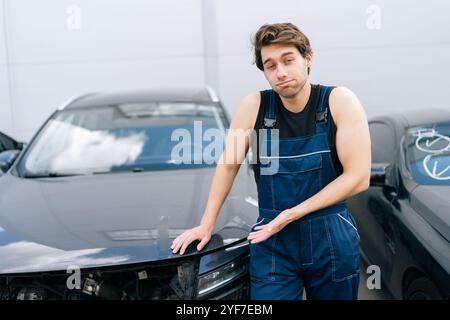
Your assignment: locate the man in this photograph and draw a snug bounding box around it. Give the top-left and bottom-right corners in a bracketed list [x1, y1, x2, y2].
[171, 22, 371, 300]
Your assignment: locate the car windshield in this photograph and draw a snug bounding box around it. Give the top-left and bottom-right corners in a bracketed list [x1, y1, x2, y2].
[405, 121, 450, 185]
[19, 102, 228, 177]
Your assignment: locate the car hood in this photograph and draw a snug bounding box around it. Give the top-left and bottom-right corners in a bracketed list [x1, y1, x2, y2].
[410, 185, 450, 242]
[0, 168, 258, 274]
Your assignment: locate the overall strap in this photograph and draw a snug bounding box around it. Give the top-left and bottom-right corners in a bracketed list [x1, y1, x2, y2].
[316, 85, 332, 123]
[264, 86, 331, 126]
[263, 89, 277, 128]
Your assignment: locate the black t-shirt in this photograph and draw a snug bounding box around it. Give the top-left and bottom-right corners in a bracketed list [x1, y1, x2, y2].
[252, 84, 343, 185]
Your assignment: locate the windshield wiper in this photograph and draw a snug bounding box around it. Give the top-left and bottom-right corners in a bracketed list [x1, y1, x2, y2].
[23, 172, 86, 178]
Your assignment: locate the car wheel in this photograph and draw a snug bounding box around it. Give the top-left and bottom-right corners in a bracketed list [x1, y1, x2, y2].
[404, 277, 443, 300]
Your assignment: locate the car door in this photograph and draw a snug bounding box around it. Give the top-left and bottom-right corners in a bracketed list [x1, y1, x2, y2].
[350, 121, 397, 277]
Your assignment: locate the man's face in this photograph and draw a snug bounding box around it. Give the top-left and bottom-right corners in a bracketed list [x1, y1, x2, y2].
[261, 43, 312, 98]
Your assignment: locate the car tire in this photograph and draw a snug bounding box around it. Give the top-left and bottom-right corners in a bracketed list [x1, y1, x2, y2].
[404, 277, 443, 300]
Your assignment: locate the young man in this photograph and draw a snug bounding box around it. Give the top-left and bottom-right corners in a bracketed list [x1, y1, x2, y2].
[171, 22, 371, 300]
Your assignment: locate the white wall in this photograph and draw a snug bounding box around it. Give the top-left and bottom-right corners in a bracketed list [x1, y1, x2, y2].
[1, 0, 206, 141]
[213, 0, 450, 118]
[0, 0, 14, 136]
[1, 0, 449, 141]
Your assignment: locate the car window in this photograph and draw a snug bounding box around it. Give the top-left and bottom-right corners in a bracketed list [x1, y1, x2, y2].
[0, 137, 5, 153]
[369, 122, 395, 164]
[0, 132, 16, 152]
[405, 122, 450, 185]
[18, 102, 228, 176]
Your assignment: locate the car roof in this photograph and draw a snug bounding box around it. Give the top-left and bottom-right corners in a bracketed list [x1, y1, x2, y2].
[369, 108, 450, 128]
[63, 87, 219, 110]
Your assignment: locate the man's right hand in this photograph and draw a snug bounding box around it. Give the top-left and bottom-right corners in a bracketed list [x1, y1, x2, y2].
[170, 225, 212, 255]
[170, 93, 259, 256]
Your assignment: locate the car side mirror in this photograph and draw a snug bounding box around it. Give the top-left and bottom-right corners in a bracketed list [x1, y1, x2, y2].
[16, 141, 25, 150]
[370, 163, 391, 187]
[0, 160, 9, 173]
[0, 149, 21, 173]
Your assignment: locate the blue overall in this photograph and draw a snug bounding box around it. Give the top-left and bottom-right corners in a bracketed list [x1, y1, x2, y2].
[249, 85, 360, 300]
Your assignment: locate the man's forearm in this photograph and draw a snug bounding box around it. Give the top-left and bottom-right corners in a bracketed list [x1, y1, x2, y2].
[287, 172, 369, 223]
[200, 163, 240, 231]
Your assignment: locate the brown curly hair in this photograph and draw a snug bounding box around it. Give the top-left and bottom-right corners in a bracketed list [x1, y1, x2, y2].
[252, 22, 313, 73]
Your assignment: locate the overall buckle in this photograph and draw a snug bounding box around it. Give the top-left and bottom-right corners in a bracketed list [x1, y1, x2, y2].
[264, 118, 276, 128]
[315, 110, 328, 123]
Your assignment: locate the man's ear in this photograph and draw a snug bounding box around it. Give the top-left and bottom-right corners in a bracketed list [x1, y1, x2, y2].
[306, 53, 313, 67]
[305, 53, 313, 75]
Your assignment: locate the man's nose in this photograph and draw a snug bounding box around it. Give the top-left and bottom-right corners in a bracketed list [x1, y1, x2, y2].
[277, 66, 288, 79]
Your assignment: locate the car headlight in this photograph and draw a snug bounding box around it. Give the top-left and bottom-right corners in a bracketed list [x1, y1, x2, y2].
[196, 257, 248, 297]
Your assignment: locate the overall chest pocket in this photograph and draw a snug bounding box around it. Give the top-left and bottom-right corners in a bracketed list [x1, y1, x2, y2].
[272, 152, 323, 210]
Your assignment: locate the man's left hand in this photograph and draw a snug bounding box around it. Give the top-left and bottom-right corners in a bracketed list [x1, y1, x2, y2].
[247, 209, 294, 244]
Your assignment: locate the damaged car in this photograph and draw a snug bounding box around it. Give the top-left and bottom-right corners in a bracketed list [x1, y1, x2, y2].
[0, 87, 259, 300]
[348, 109, 450, 300]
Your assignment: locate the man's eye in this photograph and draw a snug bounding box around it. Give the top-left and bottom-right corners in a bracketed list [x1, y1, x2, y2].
[286, 59, 294, 63]
[267, 65, 275, 70]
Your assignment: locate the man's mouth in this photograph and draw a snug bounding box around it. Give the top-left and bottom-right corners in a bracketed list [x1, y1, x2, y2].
[277, 80, 294, 87]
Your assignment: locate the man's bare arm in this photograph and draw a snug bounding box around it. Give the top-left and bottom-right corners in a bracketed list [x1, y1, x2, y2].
[248, 87, 371, 243]
[290, 87, 371, 217]
[171, 92, 259, 254]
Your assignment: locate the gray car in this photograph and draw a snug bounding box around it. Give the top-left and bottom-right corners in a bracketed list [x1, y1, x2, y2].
[0, 87, 259, 300]
[348, 109, 450, 299]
